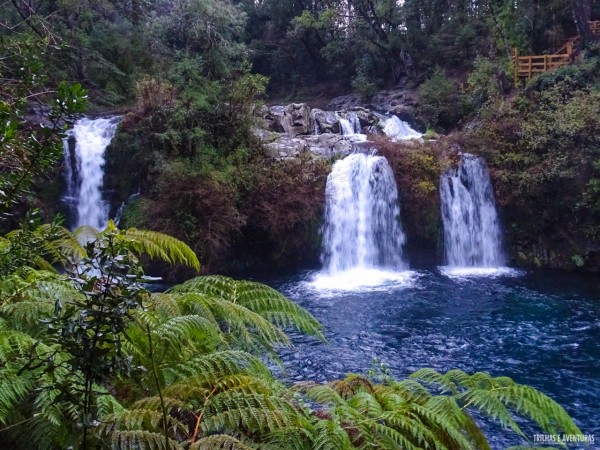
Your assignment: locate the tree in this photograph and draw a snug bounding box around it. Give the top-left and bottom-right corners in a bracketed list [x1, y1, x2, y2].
[571, 0, 598, 44]
[0, 36, 88, 225]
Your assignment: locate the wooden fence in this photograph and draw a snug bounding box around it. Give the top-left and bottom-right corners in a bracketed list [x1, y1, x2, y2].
[512, 20, 600, 84]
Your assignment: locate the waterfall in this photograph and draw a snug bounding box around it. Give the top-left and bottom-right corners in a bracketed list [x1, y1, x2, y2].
[382, 115, 422, 141]
[347, 111, 361, 134]
[321, 153, 408, 274]
[339, 117, 355, 136]
[440, 154, 505, 268]
[114, 190, 140, 227]
[338, 112, 367, 143]
[63, 117, 120, 229]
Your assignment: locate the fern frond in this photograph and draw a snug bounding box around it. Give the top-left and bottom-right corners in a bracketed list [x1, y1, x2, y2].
[172, 291, 291, 354]
[119, 228, 200, 271]
[412, 369, 582, 436]
[311, 419, 355, 450]
[0, 370, 34, 424]
[0, 329, 37, 361]
[191, 434, 258, 450]
[106, 430, 185, 450]
[201, 391, 300, 435]
[153, 314, 223, 351]
[36, 224, 86, 262]
[166, 351, 272, 387]
[171, 276, 324, 340]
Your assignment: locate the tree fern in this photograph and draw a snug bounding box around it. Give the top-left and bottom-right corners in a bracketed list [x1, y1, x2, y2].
[119, 226, 200, 271]
[170, 276, 325, 348]
[411, 368, 582, 436]
[107, 430, 185, 450]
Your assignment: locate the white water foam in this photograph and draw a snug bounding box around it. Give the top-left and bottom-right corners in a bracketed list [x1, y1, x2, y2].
[382, 115, 422, 141]
[338, 112, 367, 142]
[309, 268, 417, 292]
[64, 117, 120, 229]
[439, 266, 522, 279]
[440, 153, 505, 271]
[316, 153, 409, 290]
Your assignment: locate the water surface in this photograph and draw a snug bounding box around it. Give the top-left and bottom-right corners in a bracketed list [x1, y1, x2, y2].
[265, 269, 600, 447]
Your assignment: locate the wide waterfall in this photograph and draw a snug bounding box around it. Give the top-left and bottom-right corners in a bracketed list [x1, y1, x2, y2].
[440, 154, 505, 270]
[313, 153, 411, 289]
[63, 117, 120, 229]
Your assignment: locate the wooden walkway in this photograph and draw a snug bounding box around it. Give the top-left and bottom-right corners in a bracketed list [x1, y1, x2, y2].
[512, 21, 600, 84]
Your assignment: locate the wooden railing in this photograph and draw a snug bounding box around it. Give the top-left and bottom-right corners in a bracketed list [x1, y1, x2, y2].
[513, 20, 600, 84]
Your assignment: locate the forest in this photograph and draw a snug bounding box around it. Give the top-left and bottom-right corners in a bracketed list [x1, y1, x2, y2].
[1, 0, 600, 449]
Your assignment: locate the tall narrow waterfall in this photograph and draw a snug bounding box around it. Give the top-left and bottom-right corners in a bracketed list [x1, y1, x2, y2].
[321, 153, 408, 273]
[63, 117, 119, 229]
[440, 154, 504, 268]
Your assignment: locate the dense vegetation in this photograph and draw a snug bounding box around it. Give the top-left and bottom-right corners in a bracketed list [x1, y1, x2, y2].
[1, 2, 600, 448]
[2, 0, 600, 271]
[0, 221, 584, 448]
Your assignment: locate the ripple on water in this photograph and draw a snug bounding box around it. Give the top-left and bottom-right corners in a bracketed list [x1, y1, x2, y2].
[265, 268, 600, 447]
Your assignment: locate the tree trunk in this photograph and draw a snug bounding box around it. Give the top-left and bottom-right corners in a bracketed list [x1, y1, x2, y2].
[570, 0, 596, 45]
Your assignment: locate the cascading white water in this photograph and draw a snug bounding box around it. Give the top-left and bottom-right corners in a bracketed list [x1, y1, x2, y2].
[440, 154, 505, 268]
[339, 117, 355, 136]
[63, 117, 119, 229]
[321, 153, 408, 273]
[347, 112, 361, 134]
[338, 112, 367, 143]
[382, 115, 422, 141]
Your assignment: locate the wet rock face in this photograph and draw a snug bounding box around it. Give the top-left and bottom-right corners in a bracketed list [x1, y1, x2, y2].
[311, 109, 340, 134]
[253, 98, 423, 160]
[366, 89, 419, 122]
[254, 102, 377, 160]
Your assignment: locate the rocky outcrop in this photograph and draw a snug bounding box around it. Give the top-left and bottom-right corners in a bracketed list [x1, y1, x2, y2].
[311, 109, 340, 134]
[366, 89, 419, 122]
[254, 101, 422, 160]
[328, 88, 420, 123]
[256, 130, 360, 159]
[256, 103, 313, 137]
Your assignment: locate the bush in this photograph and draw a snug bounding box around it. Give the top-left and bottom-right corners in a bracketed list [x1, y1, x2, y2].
[417, 68, 468, 132]
[466, 56, 509, 108]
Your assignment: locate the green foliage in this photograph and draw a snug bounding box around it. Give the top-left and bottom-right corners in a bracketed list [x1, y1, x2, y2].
[467, 56, 508, 108]
[0, 36, 88, 222]
[465, 57, 600, 268]
[0, 221, 199, 449]
[418, 69, 467, 131]
[412, 368, 581, 436]
[0, 224, 585, 449]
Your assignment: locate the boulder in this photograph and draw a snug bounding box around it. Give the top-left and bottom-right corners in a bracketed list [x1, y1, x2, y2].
[252, 127, 281, 143]
[349, 107, 379, 128]
[311, 109, 340, 134]
[265, 103, 312, 137]
[264, 135, 309, 159]
[366, 89, 419, 122]
[305, 133, 354, 158]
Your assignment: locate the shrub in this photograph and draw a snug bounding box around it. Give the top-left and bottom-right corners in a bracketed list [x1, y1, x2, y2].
[417, 68, 467, 132]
